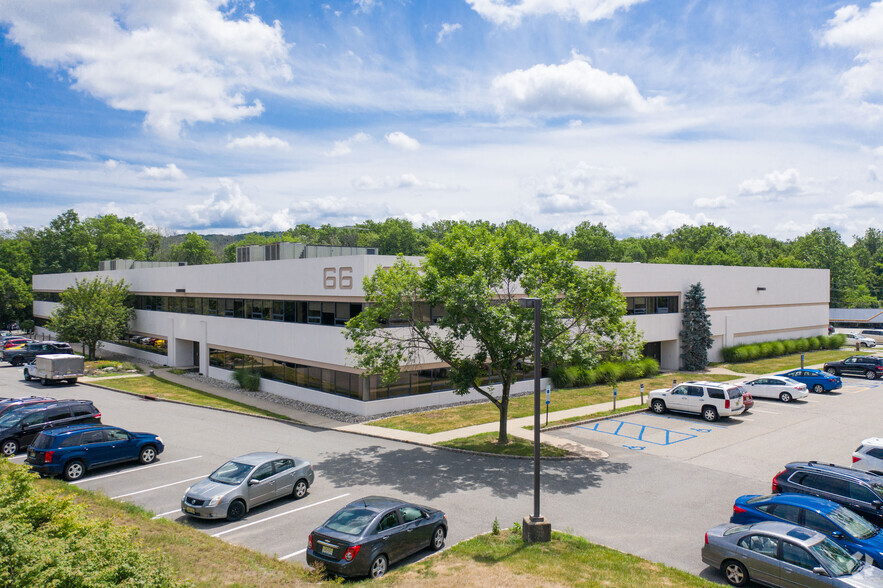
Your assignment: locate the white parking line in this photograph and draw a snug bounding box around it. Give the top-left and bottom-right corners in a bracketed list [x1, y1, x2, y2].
[748, 409, 779, 414]
[211, 493, 351, 538]
[279, 548, 306, 561]
[71, 455, 203, 485]
[152, 508, 184, 519]
[111, 475, 207, 500]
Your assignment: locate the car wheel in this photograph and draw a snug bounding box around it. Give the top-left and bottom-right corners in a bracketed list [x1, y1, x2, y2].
[702, 406, 719, 422]
[431, 526, 446, 551]
[63, 460, 85, 481]
[23, 369, 30, 381]
[722, 559, 749, 587]
[40, 378, 48, 386]
[292, 479, 308, 500]
[650, 399, 666, 414]
[370, 554, 388, 579]
[138, 446, 157, 464]
[812, 384, 824, 394]
[226, 499, 246, 521]
[1, 438, 18, 457]
[11, 357, 23, 366]
[866, 370, 877, 380]
[826, 367, 838, 376]
[67, 378, 77, 385]
[779, 392, 792, 403]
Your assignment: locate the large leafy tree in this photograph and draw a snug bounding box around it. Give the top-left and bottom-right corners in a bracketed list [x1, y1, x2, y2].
[570, 221, 620, 261]
[167, 232, 217, 265]
[47, 277, 134, 360]
[680, 283, 714, 370]
[346, 223, 642, 444]
[34, 209, 95, 274]
[0, 269, 32, 328]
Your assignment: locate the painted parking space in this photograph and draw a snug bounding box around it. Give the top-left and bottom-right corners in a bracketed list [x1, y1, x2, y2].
[577, 419, 699, 446]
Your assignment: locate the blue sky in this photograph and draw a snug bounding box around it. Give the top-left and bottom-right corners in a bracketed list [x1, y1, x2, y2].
[1, 0, 882, 241]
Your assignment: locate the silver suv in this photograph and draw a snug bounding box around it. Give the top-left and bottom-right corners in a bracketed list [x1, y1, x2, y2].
[648, 381, 746, 422]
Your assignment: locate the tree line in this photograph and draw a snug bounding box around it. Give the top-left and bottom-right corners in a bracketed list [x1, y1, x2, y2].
[1, 210, 879, 327]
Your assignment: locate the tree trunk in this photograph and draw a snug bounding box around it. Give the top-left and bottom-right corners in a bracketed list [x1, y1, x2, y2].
[497, 381, 511, 445]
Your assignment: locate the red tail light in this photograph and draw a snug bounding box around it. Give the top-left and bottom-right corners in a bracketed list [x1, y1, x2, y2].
[307, 533, 313, 550]
[772, 469, 786, 493]
[854, 456, 862, 463]
[733, 505, 746, 514]
[725, 399, 730, 409]
[704, 532, 708, 545]
[44, 451, 54, 464]
[343, 545, 361, 562]
[94, 413, 101, 419]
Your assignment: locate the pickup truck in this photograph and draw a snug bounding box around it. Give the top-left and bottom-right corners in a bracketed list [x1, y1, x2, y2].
[3, 341, 73, 366]
[23, 354, 84, 385]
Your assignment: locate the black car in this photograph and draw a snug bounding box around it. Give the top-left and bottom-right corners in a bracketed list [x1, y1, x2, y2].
[772, 461, 883, 526]
[0, 395, 56, 416]
[307, 496, 447, 579]
[823, 355, 883, 380]
[2, 341, 73, 366]
[0, 400, 101, 457]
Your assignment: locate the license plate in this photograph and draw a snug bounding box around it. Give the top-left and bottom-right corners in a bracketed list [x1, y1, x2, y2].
[28, 450, 35, 458]
[322, 545, 334, 555]
[184, 507, 196, 514]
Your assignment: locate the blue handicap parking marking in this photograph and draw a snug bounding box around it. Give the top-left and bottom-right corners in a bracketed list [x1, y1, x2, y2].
[690, 428, 712, 433]
[577, 419, 698, 446]
[623, 445, 645, 450]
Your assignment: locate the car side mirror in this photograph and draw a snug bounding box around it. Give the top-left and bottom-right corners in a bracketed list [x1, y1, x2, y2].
[248, 479, 261, 486]
[831, 531, 843, 539]
[812, 567, 828, 577]
[873, 500, 882, 509]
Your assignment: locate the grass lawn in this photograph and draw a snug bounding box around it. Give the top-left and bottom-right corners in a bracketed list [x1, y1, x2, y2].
[717, 349, 877, 375]
[526, 403, 648, 430]
[93, 375, 294, 421]
[436, 432, 573, 457]
[369, 372, 736, 434]
[370, 528, 716, 587]
[84, 359, 143, 377]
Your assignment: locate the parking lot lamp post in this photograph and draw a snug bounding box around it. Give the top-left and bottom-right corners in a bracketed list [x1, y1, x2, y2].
[519, 297, 551, 543]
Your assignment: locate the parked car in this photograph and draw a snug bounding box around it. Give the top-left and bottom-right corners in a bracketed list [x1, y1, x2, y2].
[0, 395, 55, 416]
[739, 376, 809, 403]
[3, 338, 31, 349]
[0, 400, 101, 457]
[846, 333, 877, 348]
[25, 424, 164, 481]
[2, 341, 73, 366]
[648, 381, 746, 422]
[773, 462, 883, 527]
[702, 521, 883, 587]
[830, 325, 836, 335]
[853, 439, 883, 475]
[731, 493, 883, 567]
[306, 496, 447, 579]
[742, 392, 754, 411]
[824, 356, 883, 380]
[777, 369, 843, 394]
[181, 452, 314, 520]
[861, 330, 883, 344]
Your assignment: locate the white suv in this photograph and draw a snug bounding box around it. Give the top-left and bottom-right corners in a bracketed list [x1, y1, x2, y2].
[846, 333, 877, 348]
[648, 381, 746, 422]
[853, 438, 883, 474]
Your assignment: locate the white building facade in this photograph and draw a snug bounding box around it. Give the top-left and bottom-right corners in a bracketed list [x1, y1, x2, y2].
[32, 256, 829, 416]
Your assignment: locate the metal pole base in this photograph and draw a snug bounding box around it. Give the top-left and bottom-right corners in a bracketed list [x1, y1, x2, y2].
[522, 515, 551, 543]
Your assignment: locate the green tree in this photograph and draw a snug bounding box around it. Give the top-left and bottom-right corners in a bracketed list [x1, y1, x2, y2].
[167, 232, 217, 265]
[570, 222, 620, 261]
[790, 227, 862, 307]
[83, 214, 150, 262]
[47, 277, 134, 360]
[0, 269, 32, 328]
[842, 285, 879, 309]
[34, 209, 95, 274]
[346, 223, 642, 444]
[680, 282, 714, 370]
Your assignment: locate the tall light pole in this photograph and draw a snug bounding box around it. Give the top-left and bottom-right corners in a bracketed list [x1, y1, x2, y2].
[519, 297, 551, 542]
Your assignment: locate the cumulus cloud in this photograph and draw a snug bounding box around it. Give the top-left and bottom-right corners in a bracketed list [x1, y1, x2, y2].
[846, 191, 883, 208]
[156, 178, 269, 230]
[529, 162, 633, 215]
[353, 0, 378, 14]
[606, 210, 716, 237]
[226, 133, 291, 150]
[437, 23, 462, 43]
[492, 54, 661, 115]
[325, 132, 371, 157]
[823, 3, 883, 104]
[385, 131, 420, 150]
[353, 174, 447, 191]
[0, 1, 292, 138]
[139, 164, 187, 181]
[737, 168, 804, 199]
[466, 0, 646, 27]
[0, 211, 11, 232]
[875, 146, 883, 157]
[693, 195, 735, 209]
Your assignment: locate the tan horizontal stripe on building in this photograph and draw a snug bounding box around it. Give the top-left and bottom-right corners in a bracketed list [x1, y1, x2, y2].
[733, 324, 829, 338]
[709, 302, 828, 312]
[620, 291, 681, 297]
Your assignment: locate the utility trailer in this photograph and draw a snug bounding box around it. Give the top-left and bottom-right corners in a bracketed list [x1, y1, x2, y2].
[23, 354, 85, 385]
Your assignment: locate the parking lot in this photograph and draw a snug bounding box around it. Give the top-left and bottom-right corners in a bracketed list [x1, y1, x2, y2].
[3, 361, 883, 582]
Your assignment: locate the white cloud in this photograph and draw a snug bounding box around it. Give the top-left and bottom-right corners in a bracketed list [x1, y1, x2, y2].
[0, 211, 11, 232]
[492, 54, 661, 115]
[437, 23, 462, 43]
[823, 3, 883, 104]
[385, 131, 421, 150]
[0, 1, 292, 138]
[158, 178, 269, 229]
[693, 195, 734, 209]
[226, 133, 291, 150]
[353, 0, 378, 14]
[606, 210, 716, 237]
[737, 168, 803, 199]
[104, 159, 120, 169]
[325, 132, 371, 157]
[568, 119, 583, 127]
[139, 164, 186, 181]
[846, 191, 883, 208]
[353, 174, 447, 191]
[466, 0, 646, 27]
[529, 162, 632, 214]
[875, 146, 883, 158]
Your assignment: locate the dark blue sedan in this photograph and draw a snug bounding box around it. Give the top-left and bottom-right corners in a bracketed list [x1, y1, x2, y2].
[25, 424, 164, 481]
[777, 368, 842, 393]
[731, 493, 883, 567]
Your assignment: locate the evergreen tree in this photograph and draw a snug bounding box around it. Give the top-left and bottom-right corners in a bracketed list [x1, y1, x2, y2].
[680, 282, 713, 370]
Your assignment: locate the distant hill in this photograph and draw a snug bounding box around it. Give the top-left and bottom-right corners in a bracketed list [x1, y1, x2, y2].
[162, 232, 285, 258]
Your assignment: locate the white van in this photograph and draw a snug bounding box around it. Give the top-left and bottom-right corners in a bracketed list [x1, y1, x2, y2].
[860, 329, 883, 343]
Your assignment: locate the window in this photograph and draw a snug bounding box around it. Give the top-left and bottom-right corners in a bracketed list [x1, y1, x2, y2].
[399, 506, 424, 523]
[738, 534, 778, 558]
[849, 483, 878, 503]
[307, 302, 321, 324]
[766, 503, 801, 524]
[21, 412, 47, 427]
[46, 408, 71, 422]
[670, 386, 688, 396]
[284, 301, 296, 322]
[251, 462, 274, 482]
[867, 448, 883, 460]
[273, 458, 294, 473]
[377, 511, 400, 532]
[707, 389, 725, 400]
[686, 385, 704, 397]
[802, 474, 849, 497]
[106, 429, 130, 442]
[71, 407, 94, 417]
[60, 433, 86, 447]
[803, 511, 839, 535]
[781, 542, 818, 570]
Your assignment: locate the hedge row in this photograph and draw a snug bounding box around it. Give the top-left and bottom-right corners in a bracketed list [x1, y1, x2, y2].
[721, 334, 847, 363]
[549, 358, 660, 389]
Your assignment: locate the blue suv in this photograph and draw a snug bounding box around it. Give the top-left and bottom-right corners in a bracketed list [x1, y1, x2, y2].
[25, 424, 164, 481]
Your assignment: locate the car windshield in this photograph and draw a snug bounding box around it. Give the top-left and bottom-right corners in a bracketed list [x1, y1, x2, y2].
[746, 495, 774, 504]
[324, 507, 377, 536]
[829, 506, 878, 540]
[0, 410, 28, 428]
[208, 461, 253, 485]
[809, 537, 861, 577]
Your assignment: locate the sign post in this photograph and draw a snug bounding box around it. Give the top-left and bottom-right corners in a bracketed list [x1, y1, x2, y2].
[640, 383, 644, 405]
[613, 386, 617, 411]
[545, 384, 550, 427]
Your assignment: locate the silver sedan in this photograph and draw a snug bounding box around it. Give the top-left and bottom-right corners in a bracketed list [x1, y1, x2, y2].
[181, 452, 314, 521]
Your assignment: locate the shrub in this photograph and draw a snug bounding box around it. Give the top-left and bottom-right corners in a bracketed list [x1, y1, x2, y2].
[783, 339, 797, 354]
[20, 319, 34, 332]
[759, 342, 775, 358]
[830, 333, 846, 349]
[595, 362, 621, 384]
[795, 338, 810, 352]
[621, 361, 643, 380]
[745, 344, 762, 360]
[492, 517, 500, 535]
[808, 336, 821, 350]
[771, 341, 785, 356]
[549, 366, 572, 389]
[232, 368, 261, 391]
[638, 358, 660, 377]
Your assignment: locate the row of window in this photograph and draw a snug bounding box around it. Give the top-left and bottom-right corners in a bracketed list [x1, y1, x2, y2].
[208, 349, 537, 401]
[626, 296, 679, 315]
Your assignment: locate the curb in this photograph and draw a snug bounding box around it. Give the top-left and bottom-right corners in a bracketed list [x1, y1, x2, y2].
[539, 407, 649, 432]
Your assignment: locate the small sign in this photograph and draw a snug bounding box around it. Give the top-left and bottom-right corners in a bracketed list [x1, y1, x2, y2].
[545, 385, 550, 405]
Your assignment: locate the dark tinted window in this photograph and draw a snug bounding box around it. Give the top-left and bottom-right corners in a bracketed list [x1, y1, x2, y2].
[71, 405, 94, 417]
[377, 511, 400, 532]
[781, 542, 817, 570]
[79, 430, 106, 445]
[273, 458, 294, 473]
[46, 408, 71, 421]
[251, 462, 274, 481]
[802, 474, 849, 497]
[849, 483, 878, 503]
[686, 385, 703, 397]
[867, 448, 883, 460]
[32, 434, 54, 449]
[803, 510, 839, 535]
[768, 503, 801, 524]
[707, 389, 725, 400]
